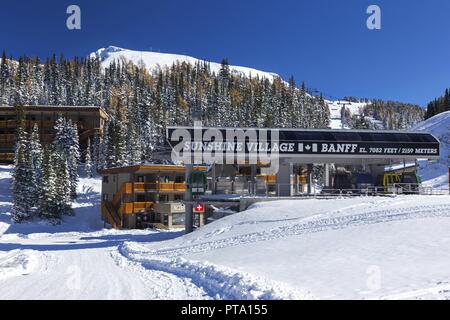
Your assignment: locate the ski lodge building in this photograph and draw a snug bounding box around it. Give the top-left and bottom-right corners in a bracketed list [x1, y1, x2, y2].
[99, 126, 441, 230]
[99, 165, 207, 229]
[0, 105, 108, 162]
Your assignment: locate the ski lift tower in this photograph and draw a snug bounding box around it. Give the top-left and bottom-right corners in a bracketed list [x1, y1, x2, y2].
[184, 109, 203, 233]
[340, 101, 347, 129]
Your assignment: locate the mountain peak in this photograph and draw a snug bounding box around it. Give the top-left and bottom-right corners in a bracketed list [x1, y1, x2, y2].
[89, 46, 280, 81]
[90, 45, 127, 60]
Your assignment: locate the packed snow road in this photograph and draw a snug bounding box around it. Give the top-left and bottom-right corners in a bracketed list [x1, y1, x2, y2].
[0, 234, 210, 299]
[0, 166, 209, 299]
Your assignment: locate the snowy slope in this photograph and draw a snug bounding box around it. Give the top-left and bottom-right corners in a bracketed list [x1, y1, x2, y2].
[325, 100, 370, 129]
[90, 46, 279, 81]
[121, 197, 450, 300]
[414, 111, 450, 188]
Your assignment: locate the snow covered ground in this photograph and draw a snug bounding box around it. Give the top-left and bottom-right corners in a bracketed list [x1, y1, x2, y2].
[2, 164, 450, 300]
[0, 165, 207, 299]
[121, 196, 450, 300]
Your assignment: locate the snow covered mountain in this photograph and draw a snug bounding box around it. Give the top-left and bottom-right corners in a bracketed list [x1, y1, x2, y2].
[415, 111, 450, 187]
[90, 46, 280, 81]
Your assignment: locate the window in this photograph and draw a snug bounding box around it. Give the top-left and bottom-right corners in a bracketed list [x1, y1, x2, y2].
[103, 176, 109, 183]
[159, 175, 170, 182]
[137, 176, 145, 182]
[174, 195, 184, 201]
[136, 194, 146, 202]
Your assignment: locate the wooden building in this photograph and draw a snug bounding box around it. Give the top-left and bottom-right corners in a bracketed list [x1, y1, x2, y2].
[0, 105, 108, 162]
[99, 165, 207, 230]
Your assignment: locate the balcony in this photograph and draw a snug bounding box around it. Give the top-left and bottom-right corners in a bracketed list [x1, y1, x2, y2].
[111, 182, 186, 211]
[0, 120, 56, 128]
[118, 202, 153, 215]
[133, 182, 186, 193]
[0, 134, 16, 142]
[0, 153, 14, 162]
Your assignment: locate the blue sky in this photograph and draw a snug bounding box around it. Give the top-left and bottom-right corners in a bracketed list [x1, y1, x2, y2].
[1, 0, 449, 106]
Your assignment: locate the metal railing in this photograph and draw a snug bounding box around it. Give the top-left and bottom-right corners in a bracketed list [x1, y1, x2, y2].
[211, 182, 450, 197]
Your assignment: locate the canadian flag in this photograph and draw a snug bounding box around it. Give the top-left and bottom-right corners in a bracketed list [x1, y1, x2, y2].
[193, 203, 205, 213]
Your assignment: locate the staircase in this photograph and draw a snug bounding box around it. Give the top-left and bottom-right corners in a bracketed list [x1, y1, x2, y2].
[101, 200, 122, 228]
[101, 182, 154, 229]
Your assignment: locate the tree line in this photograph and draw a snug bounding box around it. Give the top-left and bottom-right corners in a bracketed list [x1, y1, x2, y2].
[12, 109, 80, 223]
[426, 88, 450, 119]
[340, 99, 424, 130]
[0, 51, 331, 169]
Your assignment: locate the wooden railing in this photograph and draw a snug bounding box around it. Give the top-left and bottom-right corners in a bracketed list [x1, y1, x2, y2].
[0, 153, 14, 161]
[112, 182, 133, 206]
[118, 202, 153, 215]
[133, 182, 157, 192]
[174, 183, 186, 191]
[0, 120, 16, 127]
[0, 134, 16, 142]
[133, 182, 186, 192]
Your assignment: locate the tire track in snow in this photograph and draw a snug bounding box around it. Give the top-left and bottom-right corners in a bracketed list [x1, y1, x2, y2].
[110, 249, 210, 299]
[380, 282, 450, 300]
[118, 244, 311, 300]
[118, 203, 450, 300]
[131, 204, 450, 258]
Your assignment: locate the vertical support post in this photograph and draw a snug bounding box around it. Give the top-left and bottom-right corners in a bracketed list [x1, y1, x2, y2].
[211, 164, 217, 195]
[185, 163, 193, 234]
[276, 162, 293, 196]
[324, 163, 331, 188]
[307, 164, 313, 195]
[250, 164, 257, 195]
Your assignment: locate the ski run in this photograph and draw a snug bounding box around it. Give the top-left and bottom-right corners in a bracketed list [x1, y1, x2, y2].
[1, 163, 450, 300]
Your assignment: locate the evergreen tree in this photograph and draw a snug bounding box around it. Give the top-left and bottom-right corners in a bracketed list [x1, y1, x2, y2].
[28, 123, 44, 208]
[12, 117, 33, 222]
[84, 138, 94, 178]
[54, 152, 72, 216]
[53, 115, 80, 199]
[0, 50, 10, 105]
[38, 146, 60, 220]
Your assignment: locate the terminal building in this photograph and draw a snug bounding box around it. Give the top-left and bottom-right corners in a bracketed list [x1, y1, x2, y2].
[98, 126, 441, 230]
[167, 127, 440, 197]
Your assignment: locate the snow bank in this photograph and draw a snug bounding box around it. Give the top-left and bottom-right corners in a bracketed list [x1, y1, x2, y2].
[0, 166, 105, 238]
[119, 242, 310, 300]
[121, 196, 450, 299]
